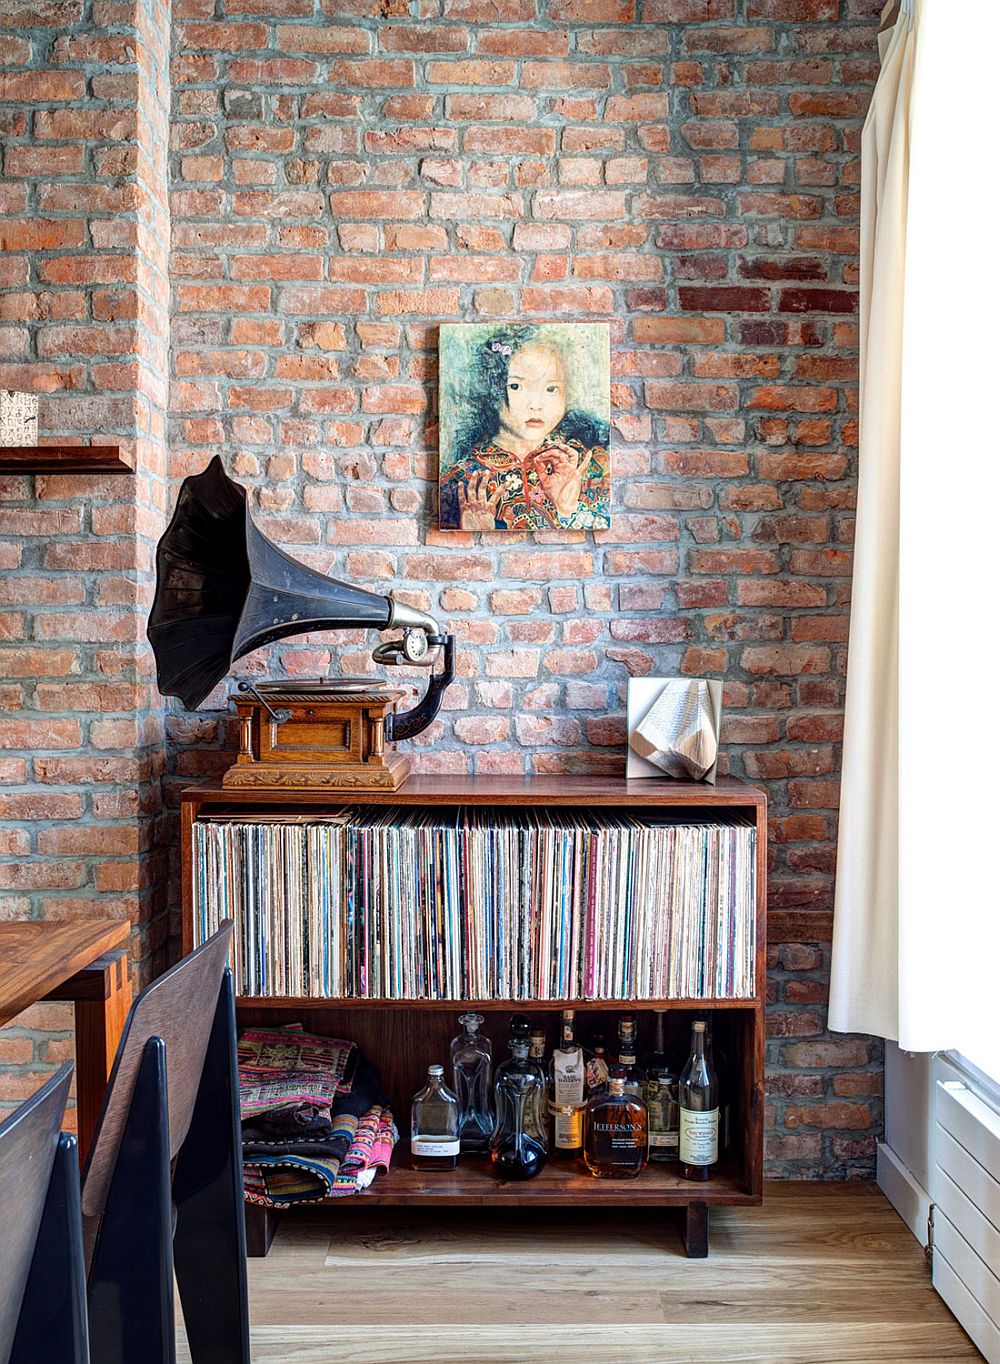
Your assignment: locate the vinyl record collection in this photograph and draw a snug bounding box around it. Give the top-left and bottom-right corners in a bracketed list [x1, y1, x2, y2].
[194, 808, 756, 1002]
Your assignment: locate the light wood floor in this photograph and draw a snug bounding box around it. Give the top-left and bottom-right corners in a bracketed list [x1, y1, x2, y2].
[179, 1182, 983, 1363]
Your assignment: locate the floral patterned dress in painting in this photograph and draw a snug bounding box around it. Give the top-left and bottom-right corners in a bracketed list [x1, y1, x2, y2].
[440, 425, 610, 531]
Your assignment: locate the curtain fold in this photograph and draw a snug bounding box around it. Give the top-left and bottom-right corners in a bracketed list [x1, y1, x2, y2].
[830, 0, 1000, 1080]
[829, 8, 913, 1043]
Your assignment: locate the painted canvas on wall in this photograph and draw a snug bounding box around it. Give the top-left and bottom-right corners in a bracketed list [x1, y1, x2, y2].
[438, 322, 611, 532]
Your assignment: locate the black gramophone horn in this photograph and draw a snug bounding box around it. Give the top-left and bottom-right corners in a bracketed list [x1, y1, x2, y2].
[147, 456, 452, 725]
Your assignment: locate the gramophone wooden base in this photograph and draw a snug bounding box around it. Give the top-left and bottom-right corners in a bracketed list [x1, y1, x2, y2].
[224, 686, 411, 793]
[222, 754, 410, 792]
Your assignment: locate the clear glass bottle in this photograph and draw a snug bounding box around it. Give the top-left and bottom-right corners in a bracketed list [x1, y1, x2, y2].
[583, 1067, 648, 1179]
[679, 1020, 719, 1182]
[642, 1009, 678, 1162]
[616, 1014, 643, 1097]
[411, 1063, 460, 1172]
[548, 1008, 585, 1109]
[490, 1015, 548, 1181]
[644, 1075, 679, 1163]
[450, 1011, 494, 1153]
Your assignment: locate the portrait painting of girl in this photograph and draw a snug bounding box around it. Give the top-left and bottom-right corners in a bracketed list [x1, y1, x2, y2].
[438, 322, 611, 532]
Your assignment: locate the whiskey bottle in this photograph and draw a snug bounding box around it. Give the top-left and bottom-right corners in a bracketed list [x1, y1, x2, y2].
[583, 1067, 648, 1179]
[585, 1031, 609, 1094]
[551, 1103, 584, 1160]
[678, 1020, 719, 1181]
[642, 1010, 678, 1162]
[529, 1027, 547, 1065]
[450, 1012, 494, 1154]
[549, 1008, 585, 1109]
[490, 1015, 548, 1180]
[644, 1075, 679, 1163]
[411, 1064, 460, 1172]
[616, 1015, 643, 1097]
[641, 1008, 670, 1075]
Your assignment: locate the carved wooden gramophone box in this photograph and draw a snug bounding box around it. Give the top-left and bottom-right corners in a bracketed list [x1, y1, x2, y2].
[146, 457, 454, 792]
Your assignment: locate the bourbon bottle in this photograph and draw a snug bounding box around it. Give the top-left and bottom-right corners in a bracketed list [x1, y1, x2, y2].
[678, 1020, 719, 1181]
[583, 1067, 648, 1179]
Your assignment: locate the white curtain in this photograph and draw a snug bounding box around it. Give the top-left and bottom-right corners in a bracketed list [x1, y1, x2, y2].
[830, 0, 1000, 1080]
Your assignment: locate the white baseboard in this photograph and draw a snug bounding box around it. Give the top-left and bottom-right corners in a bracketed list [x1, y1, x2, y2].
[877, 1139, 932, 1247]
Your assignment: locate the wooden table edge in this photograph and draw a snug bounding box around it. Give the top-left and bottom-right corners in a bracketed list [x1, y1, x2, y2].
[0, 918, 131, 1027]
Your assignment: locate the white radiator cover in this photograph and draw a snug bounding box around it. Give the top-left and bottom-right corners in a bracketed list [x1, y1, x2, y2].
[932, 1056, 1000, 1364]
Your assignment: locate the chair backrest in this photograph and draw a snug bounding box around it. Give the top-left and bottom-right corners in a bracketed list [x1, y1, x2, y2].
[0, 1063, 73, 1364]
[80, 922, 233, 1226]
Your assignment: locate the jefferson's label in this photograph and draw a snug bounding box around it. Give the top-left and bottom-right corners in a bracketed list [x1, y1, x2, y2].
[679, 1108, 719, 1165]
[411, 1137, 460, 1157]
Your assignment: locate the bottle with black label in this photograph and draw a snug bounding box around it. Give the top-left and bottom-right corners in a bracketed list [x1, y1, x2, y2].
[678, 1020, 719, 1181]
[529, 1027, 547, 1066]
[583, 1066, 648, 1179]
[616, 1014, 643, 1098]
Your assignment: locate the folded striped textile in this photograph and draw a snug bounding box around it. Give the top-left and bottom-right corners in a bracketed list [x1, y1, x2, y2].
[243, 1104, 397, 1207]
[329, 1105, 397, 1198]
[237, 1025, 356, 1125]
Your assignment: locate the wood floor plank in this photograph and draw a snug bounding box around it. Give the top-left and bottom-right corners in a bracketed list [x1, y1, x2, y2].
[176, 1183, 983, 1363]
[223, 1323, 981, 1363]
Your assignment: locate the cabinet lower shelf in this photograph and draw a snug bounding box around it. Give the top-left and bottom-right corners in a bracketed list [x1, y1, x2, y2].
[280, 1156, 752, 1208]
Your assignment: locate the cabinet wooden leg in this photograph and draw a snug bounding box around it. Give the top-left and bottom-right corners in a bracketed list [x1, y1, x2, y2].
[245, 1204, 280, 1258]
[684, 1202, 709, 1258]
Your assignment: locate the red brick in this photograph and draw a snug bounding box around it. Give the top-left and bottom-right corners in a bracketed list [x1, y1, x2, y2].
[779, 287, 858, 314]
[453, 716, 510, 744]
[445, 94, 536, 121]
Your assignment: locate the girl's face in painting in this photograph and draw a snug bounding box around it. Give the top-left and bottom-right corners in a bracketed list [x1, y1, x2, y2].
[496, 343, 567, 455]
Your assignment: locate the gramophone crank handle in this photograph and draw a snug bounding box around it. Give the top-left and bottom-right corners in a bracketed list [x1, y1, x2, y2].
[384, 635, 455, 744]
[236, 680, 291, 725]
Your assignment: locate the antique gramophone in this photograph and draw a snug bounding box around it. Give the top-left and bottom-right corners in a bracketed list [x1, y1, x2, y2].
[147, 456, 454, 791]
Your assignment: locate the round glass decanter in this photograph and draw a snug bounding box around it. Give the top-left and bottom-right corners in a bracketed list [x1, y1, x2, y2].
[490, 1016, 548, 1181]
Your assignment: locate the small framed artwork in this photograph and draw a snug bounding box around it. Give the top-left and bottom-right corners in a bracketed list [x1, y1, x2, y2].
[438, 321, 611, 532]
[626, 677, 723, 784]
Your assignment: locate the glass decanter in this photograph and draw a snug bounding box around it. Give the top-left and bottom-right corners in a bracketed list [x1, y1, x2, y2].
[450, 1011, 494, 1153]
[490, 1014, 548, 1181]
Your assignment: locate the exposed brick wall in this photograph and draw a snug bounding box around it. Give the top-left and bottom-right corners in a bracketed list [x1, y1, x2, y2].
[167, 0, 882, 1175]
[2, 0, 883, 1175]
[0, 0, 171, 1121]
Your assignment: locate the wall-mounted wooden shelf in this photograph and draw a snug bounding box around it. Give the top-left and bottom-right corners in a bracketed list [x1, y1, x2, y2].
[0, 445, 134, 474]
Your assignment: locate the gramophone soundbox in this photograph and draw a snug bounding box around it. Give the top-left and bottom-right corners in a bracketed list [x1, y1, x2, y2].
[224, 679, 411, 791]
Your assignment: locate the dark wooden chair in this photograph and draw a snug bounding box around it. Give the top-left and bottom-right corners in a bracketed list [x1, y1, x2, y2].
[80, 922, 250, 1364]
[1, 1062, 89, 1364]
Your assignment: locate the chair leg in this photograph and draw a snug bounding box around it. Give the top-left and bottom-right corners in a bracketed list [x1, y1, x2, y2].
[88, 1037, 176, 1364]
[173, 969, 251, 1364]
[10, 1133, 90, 1364]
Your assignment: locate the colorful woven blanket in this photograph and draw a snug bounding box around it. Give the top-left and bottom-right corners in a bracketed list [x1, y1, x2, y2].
[237, 1025, 355, 1125]
[243, 1105, 396, 1207]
